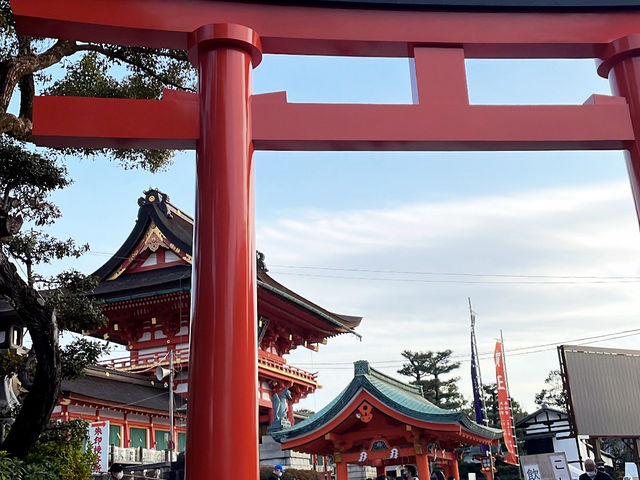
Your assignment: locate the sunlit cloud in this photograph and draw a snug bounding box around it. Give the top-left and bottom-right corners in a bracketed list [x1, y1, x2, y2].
[257, 180, 640, 412]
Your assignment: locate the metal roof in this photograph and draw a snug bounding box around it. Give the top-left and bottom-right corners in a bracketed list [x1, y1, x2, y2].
[272, 360, 502, 443]
[559, 344, 640, 437]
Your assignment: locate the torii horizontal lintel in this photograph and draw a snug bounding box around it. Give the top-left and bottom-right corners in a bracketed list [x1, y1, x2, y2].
[32, 92, 634, 152]
[11, 0, 640, 58]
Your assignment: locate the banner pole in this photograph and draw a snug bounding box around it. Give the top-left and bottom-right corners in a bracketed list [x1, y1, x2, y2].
[500, 330, 522, 477]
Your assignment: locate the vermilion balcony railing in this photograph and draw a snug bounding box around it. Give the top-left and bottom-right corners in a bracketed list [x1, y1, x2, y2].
[98, 348, 318, 383]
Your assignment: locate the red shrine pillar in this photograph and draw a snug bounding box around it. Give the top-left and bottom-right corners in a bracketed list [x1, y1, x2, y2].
[599, 35, 640, 225]
[450, 456, 460, 480]
[186, 24, 262, 480]
[335, 460, 348, 480]
[416, 452, 430, 480]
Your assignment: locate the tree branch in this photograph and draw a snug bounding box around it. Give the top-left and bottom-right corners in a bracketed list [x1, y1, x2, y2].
[0, 39, 79, 112]
[79, 44, 195, 92]
[18, 72, 33, 121]
[0, 248, 61, 458]
[0, 112, 32, 139]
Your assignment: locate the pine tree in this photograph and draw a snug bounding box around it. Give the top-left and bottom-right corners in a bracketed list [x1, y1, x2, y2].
[398, 349, 466, 410]
[534, 369, 567, 410]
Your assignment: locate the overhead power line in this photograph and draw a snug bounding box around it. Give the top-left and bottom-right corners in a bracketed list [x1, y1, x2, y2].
[85, 252, 640, 284]
[270, 264, 640, 280]
[270, 270, 640, 285]
[269, 269, 640, 285]
[294, 327, 640, 369]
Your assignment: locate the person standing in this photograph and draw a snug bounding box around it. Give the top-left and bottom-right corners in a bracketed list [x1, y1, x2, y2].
[108, 464, 124, 480]
[406, 465, 419, 480]
[270, 464, 286, 480]
[579, 459, 612, 480]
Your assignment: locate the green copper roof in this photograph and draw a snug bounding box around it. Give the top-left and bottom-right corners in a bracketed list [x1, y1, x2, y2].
[272, 360, 502, 443]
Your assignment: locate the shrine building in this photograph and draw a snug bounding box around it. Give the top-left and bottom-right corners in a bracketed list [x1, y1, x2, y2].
[272, 360, 502, 480]
[51, 189, 362, 463]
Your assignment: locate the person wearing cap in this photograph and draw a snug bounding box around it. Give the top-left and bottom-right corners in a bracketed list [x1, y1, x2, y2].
[270, 464, 286, 480]
[108, 463, 124, 480]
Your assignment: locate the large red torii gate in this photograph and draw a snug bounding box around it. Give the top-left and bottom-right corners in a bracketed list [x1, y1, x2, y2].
[11, 1, 640, 479]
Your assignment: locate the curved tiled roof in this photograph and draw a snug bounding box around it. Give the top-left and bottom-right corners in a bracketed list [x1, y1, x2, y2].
[90, 189, 361, 339]
[272, 360, 502, 443]
[93, 189, 192, 281]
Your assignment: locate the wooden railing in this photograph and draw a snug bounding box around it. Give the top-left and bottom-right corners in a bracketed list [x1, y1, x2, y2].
[98, 348, 318, 383]
[99, 348, 190, 371]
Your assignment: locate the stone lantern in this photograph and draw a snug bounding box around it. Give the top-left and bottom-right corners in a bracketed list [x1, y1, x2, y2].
[0, 304, 27, 356]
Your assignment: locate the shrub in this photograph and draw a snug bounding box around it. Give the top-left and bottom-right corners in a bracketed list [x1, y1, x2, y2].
[0, 450, 56, 480]
[0, 420, 97, 480]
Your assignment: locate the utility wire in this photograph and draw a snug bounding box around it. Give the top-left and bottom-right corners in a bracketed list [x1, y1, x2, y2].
[85, 251, 640, 284]
[270, 271, 640, 285]
[294, 328, 640, 368]
[270, 264, 640, 280]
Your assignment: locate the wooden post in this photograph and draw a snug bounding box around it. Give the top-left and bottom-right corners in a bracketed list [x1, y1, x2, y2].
[450, 456, 460, 480]
[335, 461, 348, 480]
[185, 23, 261, 480]
[416, 452, 430, 480]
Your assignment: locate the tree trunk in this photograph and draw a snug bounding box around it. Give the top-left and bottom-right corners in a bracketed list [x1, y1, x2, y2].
[0, 249, 61, 458]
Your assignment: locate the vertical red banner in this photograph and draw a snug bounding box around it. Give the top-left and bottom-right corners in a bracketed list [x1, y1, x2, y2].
[494, 341, 518, 465]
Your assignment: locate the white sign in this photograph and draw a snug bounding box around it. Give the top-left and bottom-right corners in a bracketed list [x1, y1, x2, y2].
[549, 454, 571, 480]
[524, 464, 542, 480]
[89, 420, 110, 473]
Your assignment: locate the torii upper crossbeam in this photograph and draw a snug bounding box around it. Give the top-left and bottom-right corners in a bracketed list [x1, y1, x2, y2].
[11, 1, 640, 479]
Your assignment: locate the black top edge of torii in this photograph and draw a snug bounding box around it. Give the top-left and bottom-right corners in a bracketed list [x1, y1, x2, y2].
[240, 0, 640, 10]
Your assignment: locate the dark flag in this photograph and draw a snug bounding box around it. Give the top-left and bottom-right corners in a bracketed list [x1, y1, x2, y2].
[470, 310, 486, 426]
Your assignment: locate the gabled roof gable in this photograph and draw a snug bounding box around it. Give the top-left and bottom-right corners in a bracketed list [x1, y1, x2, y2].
[91, 189, 362, 339]
[273, 360, 502, 447]
[93, 189, 193, 281]
[515, 405, 568, 428]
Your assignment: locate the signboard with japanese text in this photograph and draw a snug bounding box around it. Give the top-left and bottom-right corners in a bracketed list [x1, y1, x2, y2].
[524, 464, 542, 480]
[549, 454, 571, 480]
[521, 453, 571, 480]
[89, 420, 110, 473]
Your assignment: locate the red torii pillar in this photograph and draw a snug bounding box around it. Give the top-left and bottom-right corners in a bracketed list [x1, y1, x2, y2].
[599, 35, 640, 223]
[185, 24, 262, 478]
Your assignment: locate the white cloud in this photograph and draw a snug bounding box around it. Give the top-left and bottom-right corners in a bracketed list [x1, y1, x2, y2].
[257, 180, 640, 413]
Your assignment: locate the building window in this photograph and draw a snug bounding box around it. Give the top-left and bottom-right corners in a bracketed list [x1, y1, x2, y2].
[130, 427, 147, 448]
[109, 424, 121, 447]
[318, 456, 324, 466]
[155, 430, 170, 451]
[177, 432, 186, 452]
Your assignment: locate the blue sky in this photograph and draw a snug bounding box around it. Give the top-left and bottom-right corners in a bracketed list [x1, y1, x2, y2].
[32, 54, 640, 413]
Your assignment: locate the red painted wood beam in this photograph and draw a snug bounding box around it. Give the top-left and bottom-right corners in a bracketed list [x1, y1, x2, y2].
[32, 92, 634, 151]
[11, 0, 640, 58]
[252, 93, 634, 151]
[33, 92, 198, 150]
